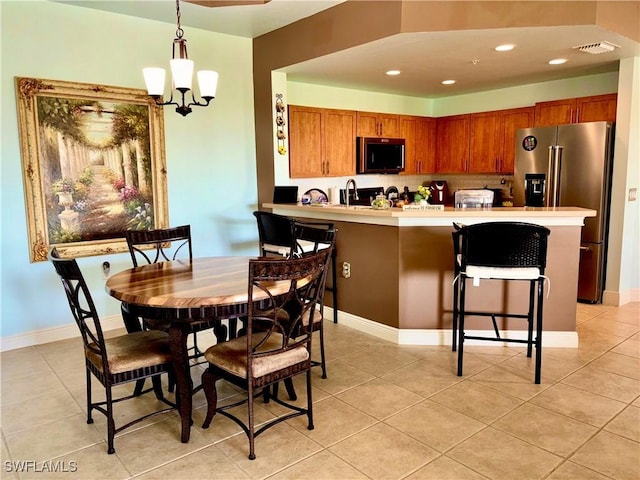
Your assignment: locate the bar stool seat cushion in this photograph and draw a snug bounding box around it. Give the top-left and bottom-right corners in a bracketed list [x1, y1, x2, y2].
[465, 265, 542, 280]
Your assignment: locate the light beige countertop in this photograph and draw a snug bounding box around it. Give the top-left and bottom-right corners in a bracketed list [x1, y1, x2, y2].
[263, 203, 596, 227]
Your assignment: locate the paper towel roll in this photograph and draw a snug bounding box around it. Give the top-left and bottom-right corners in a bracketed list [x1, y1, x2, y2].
[329, 187, 339, 204]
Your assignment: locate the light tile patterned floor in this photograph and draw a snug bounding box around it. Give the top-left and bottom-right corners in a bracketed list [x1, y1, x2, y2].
[1, 302, 638, 480]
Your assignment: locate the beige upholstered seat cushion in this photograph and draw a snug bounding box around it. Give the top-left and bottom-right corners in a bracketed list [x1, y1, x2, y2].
[204, 333, 309, 379]
[85, 330, 171, 374]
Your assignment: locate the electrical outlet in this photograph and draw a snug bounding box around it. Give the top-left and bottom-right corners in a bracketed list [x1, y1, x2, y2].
[629, 188, 637, 202]
[342, 261, 351, 278]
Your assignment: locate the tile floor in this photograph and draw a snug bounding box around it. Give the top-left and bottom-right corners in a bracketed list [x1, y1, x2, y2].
[1, 302, 639, 480]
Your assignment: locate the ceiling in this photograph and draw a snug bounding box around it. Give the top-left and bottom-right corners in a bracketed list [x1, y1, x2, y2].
[57, 0, 639, 98]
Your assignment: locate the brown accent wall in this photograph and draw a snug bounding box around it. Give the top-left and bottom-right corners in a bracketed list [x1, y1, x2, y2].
[296, 217, 581, 333]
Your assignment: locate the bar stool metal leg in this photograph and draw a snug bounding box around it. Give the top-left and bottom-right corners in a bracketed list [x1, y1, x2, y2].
[535, 278, 544, 384]
[452, 274, 459, 352]
[331, 250, 338, 324]
[457, 277, 467, 377]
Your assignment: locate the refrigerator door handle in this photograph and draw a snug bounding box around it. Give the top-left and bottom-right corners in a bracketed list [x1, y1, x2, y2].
[546, 145, 562, 207]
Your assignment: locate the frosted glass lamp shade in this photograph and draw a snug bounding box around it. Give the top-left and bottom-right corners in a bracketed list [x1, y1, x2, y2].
[143, 68, 166, 96]
[197, 70, 218, 98]
[170, 59, 194, 90]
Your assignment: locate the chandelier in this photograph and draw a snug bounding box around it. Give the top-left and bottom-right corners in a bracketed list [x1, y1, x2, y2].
[143, 0, 218, 116]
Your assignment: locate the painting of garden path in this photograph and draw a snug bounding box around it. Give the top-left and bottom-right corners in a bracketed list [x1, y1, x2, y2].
[38, 96, 155, 244]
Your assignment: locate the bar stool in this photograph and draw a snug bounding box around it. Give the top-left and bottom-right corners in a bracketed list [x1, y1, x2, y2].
[452, 222, 550, 384]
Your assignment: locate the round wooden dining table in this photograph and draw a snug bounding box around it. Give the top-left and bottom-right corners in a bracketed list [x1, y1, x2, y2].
[105, 256, 292, 443]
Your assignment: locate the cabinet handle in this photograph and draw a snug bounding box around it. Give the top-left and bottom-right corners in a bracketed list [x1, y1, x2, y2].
[575, 108, 580, 123]
[326, 162, 329, 175]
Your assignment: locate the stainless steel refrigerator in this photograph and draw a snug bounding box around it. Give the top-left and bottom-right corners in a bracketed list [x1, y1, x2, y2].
[513, 121, 615, 303]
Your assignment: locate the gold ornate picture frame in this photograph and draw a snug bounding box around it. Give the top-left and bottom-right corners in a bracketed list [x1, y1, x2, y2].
[15, 77, 168, 262]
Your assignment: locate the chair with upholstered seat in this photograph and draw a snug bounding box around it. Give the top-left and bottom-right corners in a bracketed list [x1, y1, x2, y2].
[253, 211, 339, 324]
[124, 225, 212, 358]
[201, 248, 332, 460]
[452, 222, 550, 384]
[48, 248, 176, 454]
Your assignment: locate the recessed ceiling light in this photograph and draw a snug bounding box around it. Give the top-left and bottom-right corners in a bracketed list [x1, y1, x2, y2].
[442, 80, 456, 85]
[548, 58, 568, 65]
[495, 44, 515, 52]
[386, 70, 401, 76]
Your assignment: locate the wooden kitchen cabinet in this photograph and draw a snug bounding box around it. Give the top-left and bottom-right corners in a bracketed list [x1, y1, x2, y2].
[500, 107, 534, 173]
[534, 93, 617, 126]
[468, 111, 501, 173]
[401, 115, 436, 174]
[438, 107, 533, 174]
[436, 114, 470, 173]
[288, 105, 356, 178]
[356, 111, 400, 137]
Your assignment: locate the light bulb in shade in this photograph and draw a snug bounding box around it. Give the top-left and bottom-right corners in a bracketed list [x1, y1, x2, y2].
[386, 70, 401, 76]
[170, 58, 194, 90]
[143, 68, 166, 96]
[548, 58, 567, 65]
[442, 79, 456, 85]
[197, 70, 219, 98]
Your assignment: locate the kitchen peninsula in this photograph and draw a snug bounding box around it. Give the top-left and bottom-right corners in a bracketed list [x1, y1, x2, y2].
[264, 204, 596, 348]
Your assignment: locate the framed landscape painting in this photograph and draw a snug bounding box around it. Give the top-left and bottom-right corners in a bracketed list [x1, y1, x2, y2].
[15, 77, 168, 262]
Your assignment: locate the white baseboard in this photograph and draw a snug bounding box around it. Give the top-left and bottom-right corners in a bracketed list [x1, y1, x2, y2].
[324, 307, 579, 348]
[603, 288, 640, 306]
[0, 314, 124, 352]
[2, 305, 600, 352]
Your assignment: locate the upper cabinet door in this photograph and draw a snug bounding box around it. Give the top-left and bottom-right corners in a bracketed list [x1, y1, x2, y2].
[356, 111, 380, 136]
[469, 111, 501, 173]
[379, 114, 400, 137]
[500, 107, 534, 174]
[356, 111, 400, 137]
[576, 94, 617, 123]
[534, 94, 617, 126]
[436, 115, 470, 173]
[288, 106, 323, 178]
[534, 99, 576, 126]
[415, 117, 437, 173]
[323, 109, 356, 177]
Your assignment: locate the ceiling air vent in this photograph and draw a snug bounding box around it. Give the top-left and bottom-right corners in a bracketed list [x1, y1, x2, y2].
[573, 41, 619, 54]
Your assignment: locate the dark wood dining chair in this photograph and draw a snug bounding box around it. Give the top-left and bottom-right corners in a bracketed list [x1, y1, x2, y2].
[253, 211, 339, 324]
[48, 248, 176, 454]
[253, 211, 338, 380]
[201, 248, 333, 460]
[123, 225, 211, 394]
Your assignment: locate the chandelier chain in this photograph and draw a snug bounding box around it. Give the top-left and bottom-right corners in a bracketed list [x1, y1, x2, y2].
[175, 0, 184, 39]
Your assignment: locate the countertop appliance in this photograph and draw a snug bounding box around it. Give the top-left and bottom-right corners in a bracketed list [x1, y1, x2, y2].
[429, 180, 449, 204]
[454, 189, 494, 208]
[514, 121, 614, 303]
[356, 137, 405, 174]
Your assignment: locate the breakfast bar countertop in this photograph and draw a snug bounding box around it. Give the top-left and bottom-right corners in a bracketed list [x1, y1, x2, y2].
[263, 203, 596, 227]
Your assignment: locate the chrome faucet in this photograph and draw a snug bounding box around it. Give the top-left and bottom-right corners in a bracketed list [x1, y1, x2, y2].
[345, 178, 359, 207]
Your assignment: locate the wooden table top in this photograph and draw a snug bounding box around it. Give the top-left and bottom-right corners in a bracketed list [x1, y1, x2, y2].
[105, 256, 288, 310]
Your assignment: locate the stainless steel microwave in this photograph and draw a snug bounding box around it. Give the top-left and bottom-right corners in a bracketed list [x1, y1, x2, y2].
[356, 137, 405, 174]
